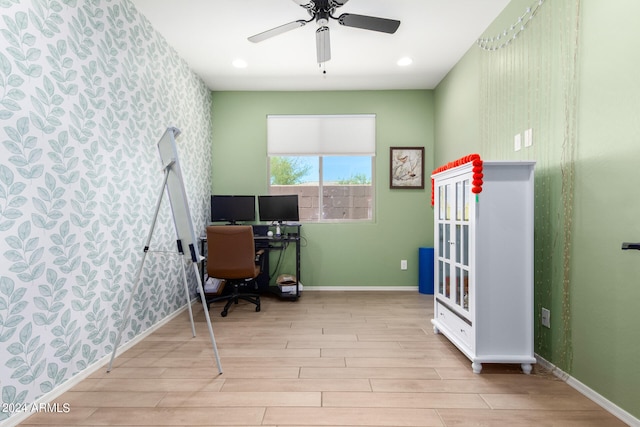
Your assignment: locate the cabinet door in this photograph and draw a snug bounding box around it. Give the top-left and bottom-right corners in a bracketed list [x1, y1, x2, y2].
[453, 179, 471, 313]
[436, 182, 452, 300]
[435, 176, 471, 316]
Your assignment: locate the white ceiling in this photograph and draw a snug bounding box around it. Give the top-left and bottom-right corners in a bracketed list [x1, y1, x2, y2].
[130, 0, 510, 91]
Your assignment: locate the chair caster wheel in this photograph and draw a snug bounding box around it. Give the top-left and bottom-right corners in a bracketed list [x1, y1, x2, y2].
[255, 306, 261, 312]
[221, 310, 228, 317]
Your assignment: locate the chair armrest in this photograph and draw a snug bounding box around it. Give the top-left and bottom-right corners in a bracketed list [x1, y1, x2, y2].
[254, 249, 266, 272]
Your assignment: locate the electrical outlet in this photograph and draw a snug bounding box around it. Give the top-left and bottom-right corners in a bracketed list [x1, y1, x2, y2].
[541, 307, 551, 328]
[400, 260, 408, 270]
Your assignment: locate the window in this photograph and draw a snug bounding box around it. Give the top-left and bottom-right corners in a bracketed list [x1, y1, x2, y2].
[267, 115, 375, 222]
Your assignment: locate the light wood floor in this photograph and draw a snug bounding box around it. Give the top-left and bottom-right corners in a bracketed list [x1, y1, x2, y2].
[20, 291, 626, 427]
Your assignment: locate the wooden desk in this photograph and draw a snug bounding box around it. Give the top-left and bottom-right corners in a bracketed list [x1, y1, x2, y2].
[200, 224, 302, 300]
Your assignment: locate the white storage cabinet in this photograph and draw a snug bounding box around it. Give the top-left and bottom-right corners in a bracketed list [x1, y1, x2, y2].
[431, 161, 536, 374]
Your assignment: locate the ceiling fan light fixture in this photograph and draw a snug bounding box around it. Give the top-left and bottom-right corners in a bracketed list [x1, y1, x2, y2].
[316, 26, 331, 63]
[397, 57, 413, 67]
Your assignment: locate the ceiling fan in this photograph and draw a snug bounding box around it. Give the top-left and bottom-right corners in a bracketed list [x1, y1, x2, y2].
[248, 0, 401, 64]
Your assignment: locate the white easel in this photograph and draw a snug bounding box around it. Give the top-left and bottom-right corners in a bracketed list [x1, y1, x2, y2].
[107, 127, 222, 374]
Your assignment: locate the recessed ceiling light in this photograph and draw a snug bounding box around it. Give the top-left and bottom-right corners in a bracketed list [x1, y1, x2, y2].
[397, 57, 413, 67]
[232, 59, 248, 69]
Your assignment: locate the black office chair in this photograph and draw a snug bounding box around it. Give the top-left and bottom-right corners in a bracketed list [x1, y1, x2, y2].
[205, 225, 263, 317]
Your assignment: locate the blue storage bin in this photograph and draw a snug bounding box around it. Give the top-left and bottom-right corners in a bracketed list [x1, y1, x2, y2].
[418, 247, 434, 294]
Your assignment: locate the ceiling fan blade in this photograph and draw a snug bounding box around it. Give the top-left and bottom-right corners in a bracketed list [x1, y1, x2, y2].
[338, 13, 400, 34]
[316, 26, 331, 63]
[292, 0, 314, 9]
[248, 20, 307, 43]
[329, 0, 349, 8]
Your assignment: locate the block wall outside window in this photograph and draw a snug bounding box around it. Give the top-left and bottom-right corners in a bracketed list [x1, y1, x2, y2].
[270, 185, 372, 221]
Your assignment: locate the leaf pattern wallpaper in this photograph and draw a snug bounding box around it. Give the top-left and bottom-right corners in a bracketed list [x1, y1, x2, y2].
[0, 0, 213, 422]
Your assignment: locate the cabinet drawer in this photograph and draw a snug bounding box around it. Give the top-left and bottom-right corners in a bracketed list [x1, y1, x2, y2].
[436, 302, 473, 350]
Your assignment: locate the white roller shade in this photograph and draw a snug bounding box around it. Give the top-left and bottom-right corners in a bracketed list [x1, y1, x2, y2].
[267, 114, 376, 156]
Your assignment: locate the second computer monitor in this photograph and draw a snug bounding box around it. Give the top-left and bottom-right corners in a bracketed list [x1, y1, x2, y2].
[258, 195, 299, 223]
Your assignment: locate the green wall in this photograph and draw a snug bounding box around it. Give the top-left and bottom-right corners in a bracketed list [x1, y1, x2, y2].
[434, 0, 640, 420]
[433, 46, 481, 165]
[211, 91, 434, 288]
[572, 0, 640, 418]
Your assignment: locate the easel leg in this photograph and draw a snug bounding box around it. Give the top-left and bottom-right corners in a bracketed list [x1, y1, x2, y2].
[193, 262, 223, 374]
[181, 260, 197, 338]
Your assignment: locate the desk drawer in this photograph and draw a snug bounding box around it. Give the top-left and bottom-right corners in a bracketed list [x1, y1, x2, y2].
[436, 301, 473, 351]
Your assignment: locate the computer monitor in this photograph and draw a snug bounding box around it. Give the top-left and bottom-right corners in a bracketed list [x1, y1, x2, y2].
[258, 195, 299, 223]
[210, 195, 255, 224]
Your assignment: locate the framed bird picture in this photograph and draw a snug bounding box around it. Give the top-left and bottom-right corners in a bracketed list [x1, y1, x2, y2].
[390, 147, 425, 189]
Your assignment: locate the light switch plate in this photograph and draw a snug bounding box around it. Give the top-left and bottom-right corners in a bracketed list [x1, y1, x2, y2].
[524, 128, 533, 147]
[514, 133, 522, 151]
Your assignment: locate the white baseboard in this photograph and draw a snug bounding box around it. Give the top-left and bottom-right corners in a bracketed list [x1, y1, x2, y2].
[535, 355, 639, 426]
[0, 302, 194, 427]
[304, 286, 421, 292]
